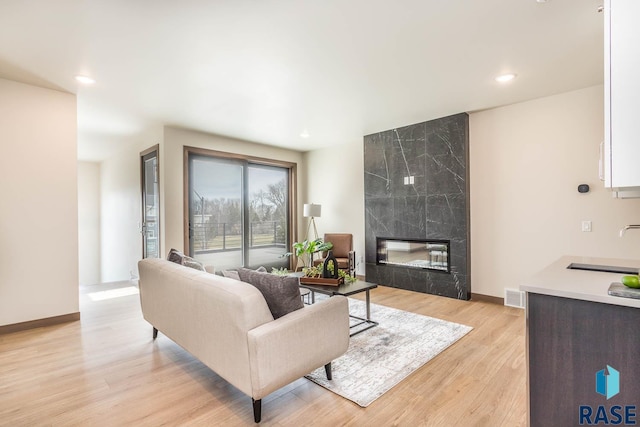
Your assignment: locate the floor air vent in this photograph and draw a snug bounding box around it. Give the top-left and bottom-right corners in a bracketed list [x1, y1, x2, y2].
[504, 288, 526, 309]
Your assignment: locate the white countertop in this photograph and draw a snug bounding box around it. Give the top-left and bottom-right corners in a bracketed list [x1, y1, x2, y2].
[520, 255, 640, 309]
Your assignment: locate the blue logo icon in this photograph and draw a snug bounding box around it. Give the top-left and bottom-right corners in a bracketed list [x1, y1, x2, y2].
[596, 365, 620, 400]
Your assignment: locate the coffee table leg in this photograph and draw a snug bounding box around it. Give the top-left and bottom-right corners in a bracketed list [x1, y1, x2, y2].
[366, 289, 371, 320]
[348, 289, 378, 337]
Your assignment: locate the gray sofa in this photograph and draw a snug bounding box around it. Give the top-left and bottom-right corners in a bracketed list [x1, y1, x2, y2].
[137, 258, 350, 423]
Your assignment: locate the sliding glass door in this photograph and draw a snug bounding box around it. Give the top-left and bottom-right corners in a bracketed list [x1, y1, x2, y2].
[186, 149, 293, 272]
[189, 156, 244, 269]
[247, 164, 289, 268]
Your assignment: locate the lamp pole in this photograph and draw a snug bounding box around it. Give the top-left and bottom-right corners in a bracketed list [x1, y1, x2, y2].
[303, 203, 322, 266]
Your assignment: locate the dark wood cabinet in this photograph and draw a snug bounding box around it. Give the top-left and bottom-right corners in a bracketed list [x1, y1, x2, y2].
[527, 292, 640, 426]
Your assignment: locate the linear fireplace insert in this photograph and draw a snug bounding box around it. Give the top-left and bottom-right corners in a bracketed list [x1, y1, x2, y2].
[376, 237, 450, 273]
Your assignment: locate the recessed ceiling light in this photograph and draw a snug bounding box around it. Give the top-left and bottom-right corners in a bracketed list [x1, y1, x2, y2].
[495, 73, 517, 83]
[300, 130, 310, 138]
[536, 0, 549, 3]
[75, 75, 95, 85]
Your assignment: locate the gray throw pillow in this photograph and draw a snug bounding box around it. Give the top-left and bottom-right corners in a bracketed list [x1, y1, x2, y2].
[221, 270, 240, 281]
[167, 248, 184, 264]
[237, 268, 303, 319]
[181, 256, 206, 271]
[167, 248, 206, 272]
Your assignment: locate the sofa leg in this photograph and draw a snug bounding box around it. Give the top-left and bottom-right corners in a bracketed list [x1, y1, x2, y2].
[324, 362, 333, 380]
[252, 398, 262, 423]
[152, 327, 158, 340]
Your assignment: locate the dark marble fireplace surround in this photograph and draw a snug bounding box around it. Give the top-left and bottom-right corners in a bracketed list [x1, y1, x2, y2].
[364, 113, 470, 300]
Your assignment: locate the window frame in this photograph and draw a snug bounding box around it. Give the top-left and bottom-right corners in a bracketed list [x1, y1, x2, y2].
[140, 144, 160, 259]
[183, 146, 297, 270]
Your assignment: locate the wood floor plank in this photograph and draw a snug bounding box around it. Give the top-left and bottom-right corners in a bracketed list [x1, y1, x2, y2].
[0, 281, 526, 426]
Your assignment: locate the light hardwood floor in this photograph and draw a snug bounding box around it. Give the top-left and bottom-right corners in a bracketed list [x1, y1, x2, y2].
[0, 282, 527, 426]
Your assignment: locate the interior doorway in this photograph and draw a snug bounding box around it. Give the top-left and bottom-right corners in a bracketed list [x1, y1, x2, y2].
[141, 145, 160, 259]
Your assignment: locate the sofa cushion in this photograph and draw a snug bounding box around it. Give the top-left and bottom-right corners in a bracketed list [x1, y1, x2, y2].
[167, 248, 206, 272]
[237, 268, 303, 319]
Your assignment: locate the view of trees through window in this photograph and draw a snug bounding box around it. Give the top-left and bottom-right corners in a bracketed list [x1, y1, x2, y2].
[191, 177, 287, 251]
[188, 154, 290, 271]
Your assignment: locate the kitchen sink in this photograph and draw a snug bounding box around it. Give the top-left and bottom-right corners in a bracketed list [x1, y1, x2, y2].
[567, 263, 639, 274]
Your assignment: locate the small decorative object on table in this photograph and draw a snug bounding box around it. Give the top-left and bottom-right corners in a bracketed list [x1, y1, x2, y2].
[298, 251, 356, 286]
[322, 250, 339, 279]
[299, 261, 344, 286]
[299, 276, 344, 286]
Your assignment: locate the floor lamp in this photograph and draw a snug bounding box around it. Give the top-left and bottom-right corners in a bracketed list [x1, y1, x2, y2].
[303, 203, 321, 268]
[303, 203, 321, 241]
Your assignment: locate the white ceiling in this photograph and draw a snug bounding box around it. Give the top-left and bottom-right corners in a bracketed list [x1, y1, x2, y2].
[0, 0, 604, 161]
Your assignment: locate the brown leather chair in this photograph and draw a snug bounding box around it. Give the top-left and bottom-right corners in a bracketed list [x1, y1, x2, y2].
[313, 233, 356, 277]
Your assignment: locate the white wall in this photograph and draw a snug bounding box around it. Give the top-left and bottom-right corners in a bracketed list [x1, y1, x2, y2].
[100, 143, 147, 282]
[78, 161, 101, 285]
[302, 141, 366, 275]
[0, 78, 78, 326]
[470, 85, 640, 297]
[163, 126, 306, 256]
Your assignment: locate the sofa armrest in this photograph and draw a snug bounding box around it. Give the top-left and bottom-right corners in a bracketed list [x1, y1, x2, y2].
[247, 296, 349, 399]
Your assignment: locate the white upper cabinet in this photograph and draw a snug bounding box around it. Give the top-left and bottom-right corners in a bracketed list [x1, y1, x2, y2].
[604, 0, 640, 190]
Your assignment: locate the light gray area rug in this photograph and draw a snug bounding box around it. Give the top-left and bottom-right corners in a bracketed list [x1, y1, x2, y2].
[305, 298, 473, 407]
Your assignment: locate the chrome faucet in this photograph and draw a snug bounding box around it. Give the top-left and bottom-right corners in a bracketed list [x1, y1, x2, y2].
[619, 225, 640, 237]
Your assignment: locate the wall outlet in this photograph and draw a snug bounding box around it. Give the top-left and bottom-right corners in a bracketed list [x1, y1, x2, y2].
[581, 220, 592, 232]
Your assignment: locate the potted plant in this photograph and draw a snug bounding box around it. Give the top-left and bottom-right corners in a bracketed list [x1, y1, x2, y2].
[283, 238, 333, 270]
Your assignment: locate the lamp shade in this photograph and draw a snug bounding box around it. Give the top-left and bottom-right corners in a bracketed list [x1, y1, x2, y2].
[303, 203, 321, 218]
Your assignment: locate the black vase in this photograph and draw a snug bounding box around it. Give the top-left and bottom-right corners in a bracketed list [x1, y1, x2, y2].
[322, 250, 339, 279]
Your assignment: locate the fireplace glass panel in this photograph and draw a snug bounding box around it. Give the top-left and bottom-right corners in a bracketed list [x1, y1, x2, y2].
[376, 238, 450, 273]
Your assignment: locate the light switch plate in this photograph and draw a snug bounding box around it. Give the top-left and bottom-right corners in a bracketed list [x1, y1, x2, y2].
[582, 220, 592, 232]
